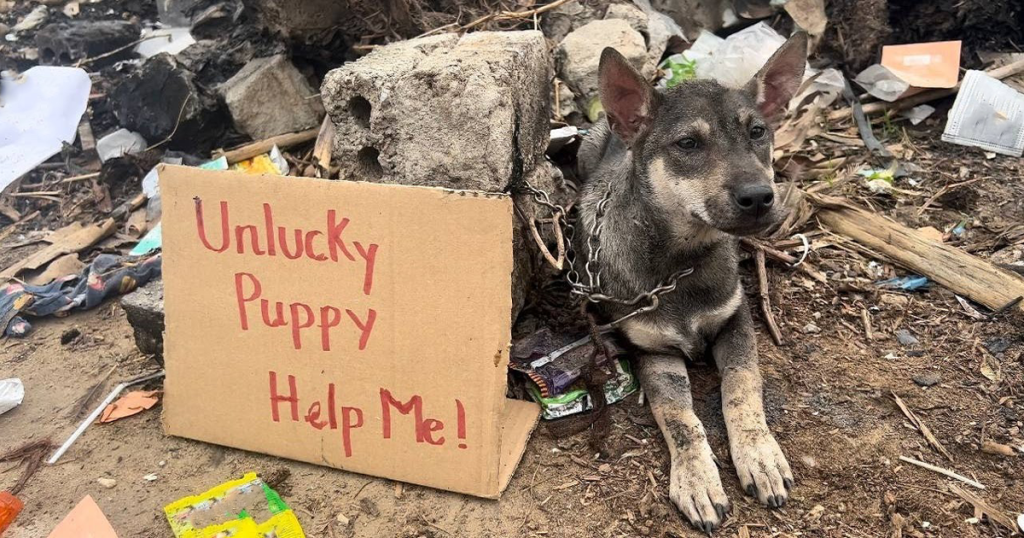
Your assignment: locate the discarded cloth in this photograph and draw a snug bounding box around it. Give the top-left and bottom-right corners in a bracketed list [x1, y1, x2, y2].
[0, 254, 161, 337]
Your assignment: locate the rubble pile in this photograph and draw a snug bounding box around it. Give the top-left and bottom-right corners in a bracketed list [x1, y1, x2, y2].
[2, 0, 1024, 536]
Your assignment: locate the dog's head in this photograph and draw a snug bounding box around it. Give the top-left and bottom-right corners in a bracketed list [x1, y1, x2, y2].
[598, 33, 807, 238]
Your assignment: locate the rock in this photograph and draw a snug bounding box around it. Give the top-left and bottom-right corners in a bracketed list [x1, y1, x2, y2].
[322, 31, 558, 319]
[556, 19, 649, 107]
[220, 54, 324, 140]
[121, 279, 165, 362]
[155, 0, 205, 26]
[111, 54, 229, 153]
[803, 322, 821, 334]
[12, 5, 48, 33]
[604, 3, 649, 35]
[60, 327, 81, 345]
[913, 372, 941, 387]
[895, 329, 919, 346]
[322, 31, 550, 192]
[97, 477, 117, 489]
[36, 21, 141, 67]
[540, 0, 610, 43]
[880, 293, 909, 307]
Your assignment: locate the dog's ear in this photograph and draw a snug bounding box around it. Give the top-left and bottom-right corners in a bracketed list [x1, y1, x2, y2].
[746, 32, 807, 123]
[599, 48, 655, 146]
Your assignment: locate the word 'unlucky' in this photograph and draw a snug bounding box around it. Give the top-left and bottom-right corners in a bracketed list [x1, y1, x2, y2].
[194, 199, 379, 295]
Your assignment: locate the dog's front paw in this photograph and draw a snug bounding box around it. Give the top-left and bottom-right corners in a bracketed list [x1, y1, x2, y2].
[669, 444, 731, 533]
[731, 431, 794, 508]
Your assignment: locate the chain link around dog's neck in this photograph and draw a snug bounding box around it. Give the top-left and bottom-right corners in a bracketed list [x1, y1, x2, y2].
[519, 178, 693, 328]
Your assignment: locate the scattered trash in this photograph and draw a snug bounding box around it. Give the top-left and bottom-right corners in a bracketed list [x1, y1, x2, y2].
[136, 27, 195, 58]
[232, 145, 290, 175]
[144, 473, 159, 482]
[96, 129, 148, 162]
[0, 491, 23, 534]
[1, 254, 162, 337]
[1018, 513, 1024, 533]
[881, 41, 961, 90]
[912, 372, 941, 387]
[854, 64, 910, 102]
[955, 295, 987, 320]
[47, 495, 117, 538]
[510, 331, 637, 420]
[130, 223, 163, 256]
[0, 66, 91, 191]
[895, 329, 919, 347]
[10, 5, 48, 35]
[943, 70, 1024, 157]
[99, 390, 161, 423]
[48, 370, 165, 464]
[0, 378, 24, 416]
[164, 472, 306, 537]
[548, 125, 580, 154]
[901, 104, 936, 125]
[877, 275, 930, 292]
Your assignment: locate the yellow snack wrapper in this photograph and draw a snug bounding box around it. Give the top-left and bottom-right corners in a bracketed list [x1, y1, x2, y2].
[163, 472, 305, 538]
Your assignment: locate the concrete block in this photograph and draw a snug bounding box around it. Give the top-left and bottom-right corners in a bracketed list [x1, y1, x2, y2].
[121, 279, 164, 360]
[321, 31, 551, 192]
[220, 54, 325, 140]
[556, 19, 649, 107]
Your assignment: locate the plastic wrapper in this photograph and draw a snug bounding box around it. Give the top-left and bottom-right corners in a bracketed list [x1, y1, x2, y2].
[164, 472, 306, 538]
[942, 70, 1024, 157]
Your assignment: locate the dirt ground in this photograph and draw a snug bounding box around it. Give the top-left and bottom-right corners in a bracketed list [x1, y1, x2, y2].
[3, 127, 1024, 538]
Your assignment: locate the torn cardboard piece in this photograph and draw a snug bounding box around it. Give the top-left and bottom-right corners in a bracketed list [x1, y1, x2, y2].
[881, 40, 961, 90]
[47, 496, 117, 538]
[160, 165, 539, 498]
[99, 390, 161, 423]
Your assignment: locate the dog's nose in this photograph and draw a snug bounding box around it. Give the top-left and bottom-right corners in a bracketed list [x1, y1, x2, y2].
[732, 185, 775, 214]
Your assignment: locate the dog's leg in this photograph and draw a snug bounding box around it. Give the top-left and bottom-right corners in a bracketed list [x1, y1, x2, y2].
[713, 300, 794, 508]
[639, 354, 730, 532]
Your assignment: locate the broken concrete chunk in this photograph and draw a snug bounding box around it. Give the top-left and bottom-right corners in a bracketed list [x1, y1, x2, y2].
[322, 31, 550, 192]
[556, 19, 649, 108]
[121, 279, 164, 360]
[36, 21, 140, 67]
[540, 0, 609, 44]
[220, 54, 324, 140]
[111, 53, 228, 153]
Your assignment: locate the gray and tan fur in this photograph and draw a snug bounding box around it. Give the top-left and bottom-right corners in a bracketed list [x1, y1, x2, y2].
[575, 33, 807, 532]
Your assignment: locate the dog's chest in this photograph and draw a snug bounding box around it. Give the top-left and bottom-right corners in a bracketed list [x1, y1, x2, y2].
[620, 283, 742, 355]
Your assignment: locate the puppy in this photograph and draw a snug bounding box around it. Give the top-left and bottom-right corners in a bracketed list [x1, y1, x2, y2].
[574, 33, 808, 532]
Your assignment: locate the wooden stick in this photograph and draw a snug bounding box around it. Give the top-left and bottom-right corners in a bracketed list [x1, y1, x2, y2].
[806, 193, 1024, 314]
[899, 456, 985, 489]
[213, 128, 319, 164]
[754, 247, 784, 346]
[740, 238, 828, 283]
[861, 307, 873, 340]
[828, 57, 1024, 121]
[892, 392, 952, 461]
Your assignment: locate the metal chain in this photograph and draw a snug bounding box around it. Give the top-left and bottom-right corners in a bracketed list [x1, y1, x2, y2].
[518, 178, 694, 328]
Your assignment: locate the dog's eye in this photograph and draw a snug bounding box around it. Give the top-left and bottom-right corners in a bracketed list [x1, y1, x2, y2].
[750, 125, 767, 139]
[676, 137, 698, 150]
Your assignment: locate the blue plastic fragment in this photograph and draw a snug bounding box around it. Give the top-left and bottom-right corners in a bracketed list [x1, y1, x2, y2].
[877, 275, 930, 291]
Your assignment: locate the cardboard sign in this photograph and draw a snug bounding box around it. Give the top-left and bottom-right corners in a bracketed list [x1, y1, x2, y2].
[160, 165, 539, 498]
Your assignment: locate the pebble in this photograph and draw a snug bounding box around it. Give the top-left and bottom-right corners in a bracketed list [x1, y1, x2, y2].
[97, 478, 116, 489]
[336, 513, 350, 526]
[598, 463, 611, 474]
[143, 473, 158, 482]
[158, 460, 166, 467]
[895, 329, 919, 346]
[803, 323, 821, 334]
[913, 372, 941, 387]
